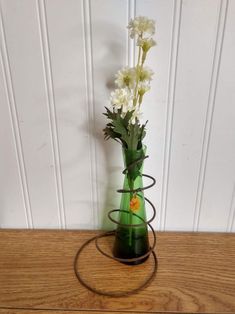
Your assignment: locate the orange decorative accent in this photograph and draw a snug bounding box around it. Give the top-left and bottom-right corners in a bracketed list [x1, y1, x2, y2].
[130, 195, 140, 212]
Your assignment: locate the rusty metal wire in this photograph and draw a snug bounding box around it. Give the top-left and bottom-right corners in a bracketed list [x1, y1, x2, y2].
[74, 155, 158, 297]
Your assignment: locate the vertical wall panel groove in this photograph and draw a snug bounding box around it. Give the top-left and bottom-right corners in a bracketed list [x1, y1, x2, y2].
[127, 0, 136, 67]
[159, 0, 182, 231]
[227, 183, 235, 231]
[231, 201, 235, 232]
[0, 5, 33, 228]
[193, 0, 228, 231]
[36, 0, 66, 229]
[81, 0, 99, 228]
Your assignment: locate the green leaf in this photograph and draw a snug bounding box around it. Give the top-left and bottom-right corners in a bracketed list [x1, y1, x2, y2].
[123, 110, 134, 127]
[103, 107, 148, 150]
[128, 123, 141, 151]
[112, 117, 130, 147]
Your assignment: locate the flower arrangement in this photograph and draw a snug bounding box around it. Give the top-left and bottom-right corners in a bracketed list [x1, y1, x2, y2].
[103, 16, 156, 153]
[103, 16, 156, 263]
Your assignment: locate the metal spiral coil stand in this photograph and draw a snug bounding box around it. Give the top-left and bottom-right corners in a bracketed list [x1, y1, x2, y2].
[74, 155, 158, 297]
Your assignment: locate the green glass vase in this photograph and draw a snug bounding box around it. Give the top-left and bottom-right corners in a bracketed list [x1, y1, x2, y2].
[113, 145, 150, 265]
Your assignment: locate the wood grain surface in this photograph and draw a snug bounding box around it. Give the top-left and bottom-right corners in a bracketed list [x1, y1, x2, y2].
[0, 310, 194, 314]
[0, 310, 186, 314]
[0, 310, 213, 314]
[0, 230, 234, 313]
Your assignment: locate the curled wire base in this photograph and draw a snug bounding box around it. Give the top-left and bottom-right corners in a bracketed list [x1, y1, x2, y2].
[74, 155, 158, 297]
[74, 230, 158, 297]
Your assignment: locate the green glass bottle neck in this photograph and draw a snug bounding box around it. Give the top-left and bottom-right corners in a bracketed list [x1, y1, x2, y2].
[122, 145, 146, 183]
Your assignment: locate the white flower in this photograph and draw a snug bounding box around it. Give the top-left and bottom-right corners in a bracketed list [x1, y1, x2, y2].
[130, 108, 143, 125]
[138, 66, 154, 82]
[138, 81, 150, 96]
[137, 37, 156, 52]
[127, 16, 155, 39]
[115, 67, 135, 88]
[110, 88, 133, 112]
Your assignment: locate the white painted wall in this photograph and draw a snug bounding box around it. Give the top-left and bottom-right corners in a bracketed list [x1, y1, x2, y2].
[0, 0, 234, 232]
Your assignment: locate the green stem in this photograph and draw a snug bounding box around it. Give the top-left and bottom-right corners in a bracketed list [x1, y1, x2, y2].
[133, 43, 147, 108]
[138, 94, 143, 106]
[136, 40, 142, 65]
[133, 35, 142, 107]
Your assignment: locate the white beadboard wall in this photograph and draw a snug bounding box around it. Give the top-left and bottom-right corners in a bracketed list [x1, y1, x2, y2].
[0, 0, 234, 232]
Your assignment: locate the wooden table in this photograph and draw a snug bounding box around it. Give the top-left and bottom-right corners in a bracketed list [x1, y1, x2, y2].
[0, 230, 234, 314]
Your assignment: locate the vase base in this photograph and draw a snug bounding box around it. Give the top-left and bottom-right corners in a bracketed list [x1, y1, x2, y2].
[113, 228, 150, 266]
[117, 254, 149, 266]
